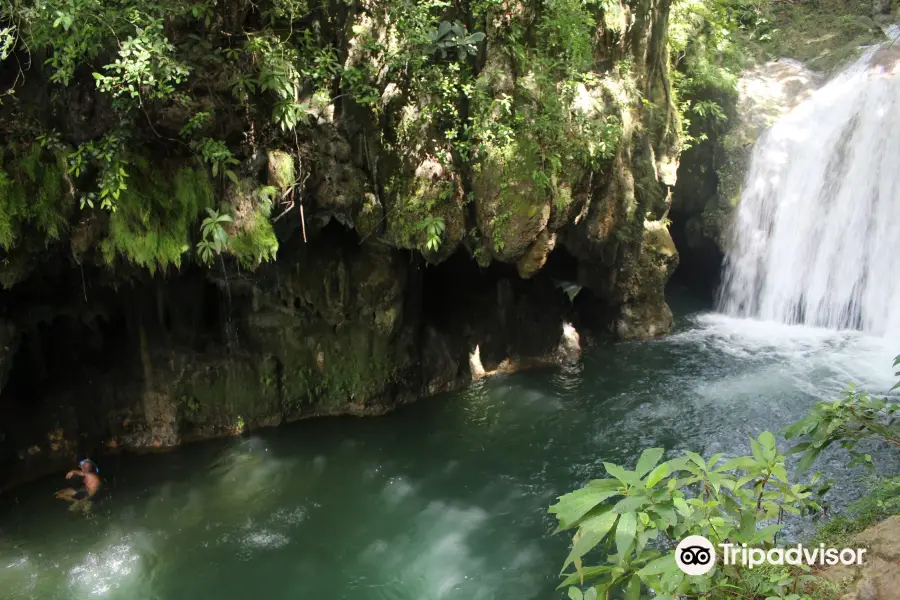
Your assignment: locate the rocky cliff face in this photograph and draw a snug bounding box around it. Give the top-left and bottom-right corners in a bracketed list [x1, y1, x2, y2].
[670, 59, 821, 293]
[0, 0, 682, 488]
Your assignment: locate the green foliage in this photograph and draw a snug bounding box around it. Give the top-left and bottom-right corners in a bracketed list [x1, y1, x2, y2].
[0, 143, 70, 252]
[553, 358, 900, 600]
[416, 216, 445, 252]
[228, 206, 279, 269]
[766, 0, 883, 73]
[244, 32, 312, 132]
[425, 21, 486, 61]
[550, 432, 824, 599]
[101, 164, 213, 270]
[785, 381, 900, 474]
[92, 14, 189, 110]
[812, 475, 900, 552]
[67, 133, 131, 211]
[0, 25, 14, 60]
[193, 138, 240, 184]
[196, 208, 233, 265]
[179, 395, 202, 420]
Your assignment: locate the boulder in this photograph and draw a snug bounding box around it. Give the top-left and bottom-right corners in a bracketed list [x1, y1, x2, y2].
[613, 220, 679, 340]
[813, 516, 900, 600]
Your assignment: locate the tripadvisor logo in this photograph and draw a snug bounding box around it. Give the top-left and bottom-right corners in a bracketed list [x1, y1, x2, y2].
[675, 535, 868, 575]
[675, 535, 717, 575]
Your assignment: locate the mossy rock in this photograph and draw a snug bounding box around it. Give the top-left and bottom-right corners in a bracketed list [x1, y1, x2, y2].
[769, 0, 884, 74]
[176, 357, 282, 430]
[227, 178, 279, 269]
[473, 143, 553, 262]
[267, 150, 295, 190]
[383, 158, 464, 261]
[612, 220, 679, 339]
[516, 229, 557, 279]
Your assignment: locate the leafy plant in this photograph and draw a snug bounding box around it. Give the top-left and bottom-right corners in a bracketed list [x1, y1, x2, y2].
[68, 133, 130, 211]
[92, 15, 189, 109]
[425, 21, 486, 60]
[550, 432, 824, 600]
[785, 380, 900, 474]
[416, 216, 445, 252]
[192, 138, 240, 184]
[196, 208, 233, 264]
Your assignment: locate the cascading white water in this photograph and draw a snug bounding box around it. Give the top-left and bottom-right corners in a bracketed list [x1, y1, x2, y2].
[719, 41, 900, 338]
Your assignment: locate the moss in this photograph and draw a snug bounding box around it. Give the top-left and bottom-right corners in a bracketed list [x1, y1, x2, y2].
[229, 207, 279, 269]
[0, 143, 71, 251]
[383, 162, 459, 253]
[768, 0, 883, 73]
[267, 150, 294, 189]
[811, 476, 900, 549]
[100, 163, 213, 271]
[281, 328, 399, 410]
[176, 357, 281, 428]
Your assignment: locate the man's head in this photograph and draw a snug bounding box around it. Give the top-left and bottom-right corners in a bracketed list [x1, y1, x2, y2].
[80, 459, 97, 474]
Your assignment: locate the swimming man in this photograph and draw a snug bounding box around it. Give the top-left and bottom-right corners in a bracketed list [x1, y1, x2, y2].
[55, 458, 101, 503]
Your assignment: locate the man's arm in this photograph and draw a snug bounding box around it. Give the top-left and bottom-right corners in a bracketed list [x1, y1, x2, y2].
[65, 469, 85, 479]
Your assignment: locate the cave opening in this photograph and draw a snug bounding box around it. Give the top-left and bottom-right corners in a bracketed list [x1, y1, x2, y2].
[418, 246, 583, 371]
[668, 207, 725, 303]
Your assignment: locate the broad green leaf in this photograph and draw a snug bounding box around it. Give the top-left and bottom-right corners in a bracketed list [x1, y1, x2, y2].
[567, 587, 583, 600]
[559, 566, 616, 587]
[561, 511, 618, 570]
[751, 524, 784, 544]
[615, 512, 637, 562]
[684, 451, 707, 470]
[550, 487, 621, 531]
[772, 464, 789, 483]
[673, 497, 691, 517]
[225, 169, 239, 184]
[795, 448, 821, 475]
[758, 431, 777, 452]
[750, 438, 765, 464]
[719, 456, 758, 471]
[786, 442, 810, 455]
[583, 588, 597, 600]
[637, 554, 676, 578]
[737, 510, 756, 542]
[645, 463, 670, 488]
[635, 448, 664, 478]
[604, 463, 643, 487]
[625, 574, 641, 600]
[653, 505, 678, 528]
[734, 473, 757, 490]
[613, 495, 649, 514]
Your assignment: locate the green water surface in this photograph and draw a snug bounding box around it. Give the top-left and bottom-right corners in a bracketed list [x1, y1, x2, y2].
[1, 306, 897, 600]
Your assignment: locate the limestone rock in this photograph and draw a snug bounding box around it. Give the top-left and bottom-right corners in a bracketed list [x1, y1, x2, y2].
[516, 229, 557, 279]
[675, 59, 823, 256]
[612, 220, 679, 340]
[312, 131, 372, 229]
[384, 158, 464, 263]
[473, 149, 552, 263]
[853, 515, 900, 561]
[813, 516, 900, 600]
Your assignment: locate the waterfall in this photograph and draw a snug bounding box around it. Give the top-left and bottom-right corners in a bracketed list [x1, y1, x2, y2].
[718, 41, 900, 338]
